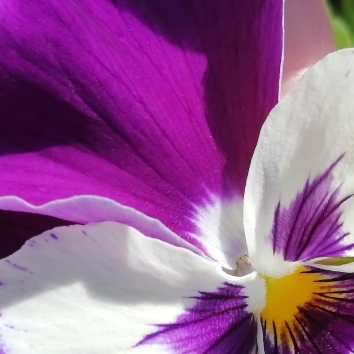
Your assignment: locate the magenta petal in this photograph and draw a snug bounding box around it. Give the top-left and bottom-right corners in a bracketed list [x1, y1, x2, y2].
[0, 1, 283, 250]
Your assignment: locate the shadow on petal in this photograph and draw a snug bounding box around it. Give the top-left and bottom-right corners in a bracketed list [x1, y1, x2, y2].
[0, 210, 73, 259]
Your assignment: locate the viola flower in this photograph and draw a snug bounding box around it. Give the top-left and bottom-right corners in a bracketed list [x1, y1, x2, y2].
[6, 49, 354, 353]
[0, 0, 341, 353]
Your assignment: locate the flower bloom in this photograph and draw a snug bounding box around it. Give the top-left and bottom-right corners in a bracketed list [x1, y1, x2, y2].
[0, 0, 343, 353]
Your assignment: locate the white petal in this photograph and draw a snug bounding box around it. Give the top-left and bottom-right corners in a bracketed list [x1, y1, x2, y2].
[0, 221, 263, 353]
[245, 49, 354, 275]
[256, 314, 265, 354]
[192, 194, 247, 269]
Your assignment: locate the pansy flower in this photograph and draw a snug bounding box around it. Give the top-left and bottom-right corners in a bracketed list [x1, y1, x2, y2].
[0, 0, 345, 353]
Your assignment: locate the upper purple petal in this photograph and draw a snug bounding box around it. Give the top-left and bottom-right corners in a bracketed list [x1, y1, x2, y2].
[0, 0, 283, 251]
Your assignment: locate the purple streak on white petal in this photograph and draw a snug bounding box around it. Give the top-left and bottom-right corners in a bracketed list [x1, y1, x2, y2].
[0, 0, 283, 258]
[138, 283, 257, 354]
[271, 156, 354, 262]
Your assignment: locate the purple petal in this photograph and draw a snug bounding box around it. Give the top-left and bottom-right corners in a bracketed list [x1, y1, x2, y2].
[271, 156, 354, 262]
[0, 0, 283, 258]
[262, 267, 354, 354]
[0, 210, 72, 259]
[139, 283, 257, 354]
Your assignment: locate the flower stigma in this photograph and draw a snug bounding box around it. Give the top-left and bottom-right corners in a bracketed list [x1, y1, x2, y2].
[235, 255, 254, 276]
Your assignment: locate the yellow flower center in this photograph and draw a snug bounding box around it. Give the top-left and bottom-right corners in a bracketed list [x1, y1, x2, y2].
[260, 266, 325, 336]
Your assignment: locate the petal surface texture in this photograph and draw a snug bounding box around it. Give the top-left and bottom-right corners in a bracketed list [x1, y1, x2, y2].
[281, 0, 335, 95]
[0, 0, 283, 267]
[0, 221, 263, 353]
[244, 49, 354, 275]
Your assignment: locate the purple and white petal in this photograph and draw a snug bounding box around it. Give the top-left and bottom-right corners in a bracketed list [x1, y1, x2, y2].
[0, 221, 264, 353]
[0, 0, 283, 267]
[244, 49, 354, 275]
[262, 267, 354, 354]
[138, 281, 260, 354]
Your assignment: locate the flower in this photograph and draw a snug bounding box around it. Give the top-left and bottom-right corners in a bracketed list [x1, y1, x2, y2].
[0, 0, 341, 353]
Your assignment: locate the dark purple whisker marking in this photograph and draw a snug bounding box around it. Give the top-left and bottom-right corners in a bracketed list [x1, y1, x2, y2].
[299, 307, 353, 353]
[315, 273, 354, 283]
[270, 155, 354, 262]
[295, 187, 344, 256]
[203, 315, 252, 353]
[288, 189, 331, 256]
[272, 321, 278, 353]
[137, 283, 257, 354]
[50, 233, 58, 240]
[4, 260, 32, 274]
[285, 321, 300, 353]
[263, 268, 354, 354]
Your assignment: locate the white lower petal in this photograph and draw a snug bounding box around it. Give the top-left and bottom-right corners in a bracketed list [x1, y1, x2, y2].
[0, 221, 262, 353]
